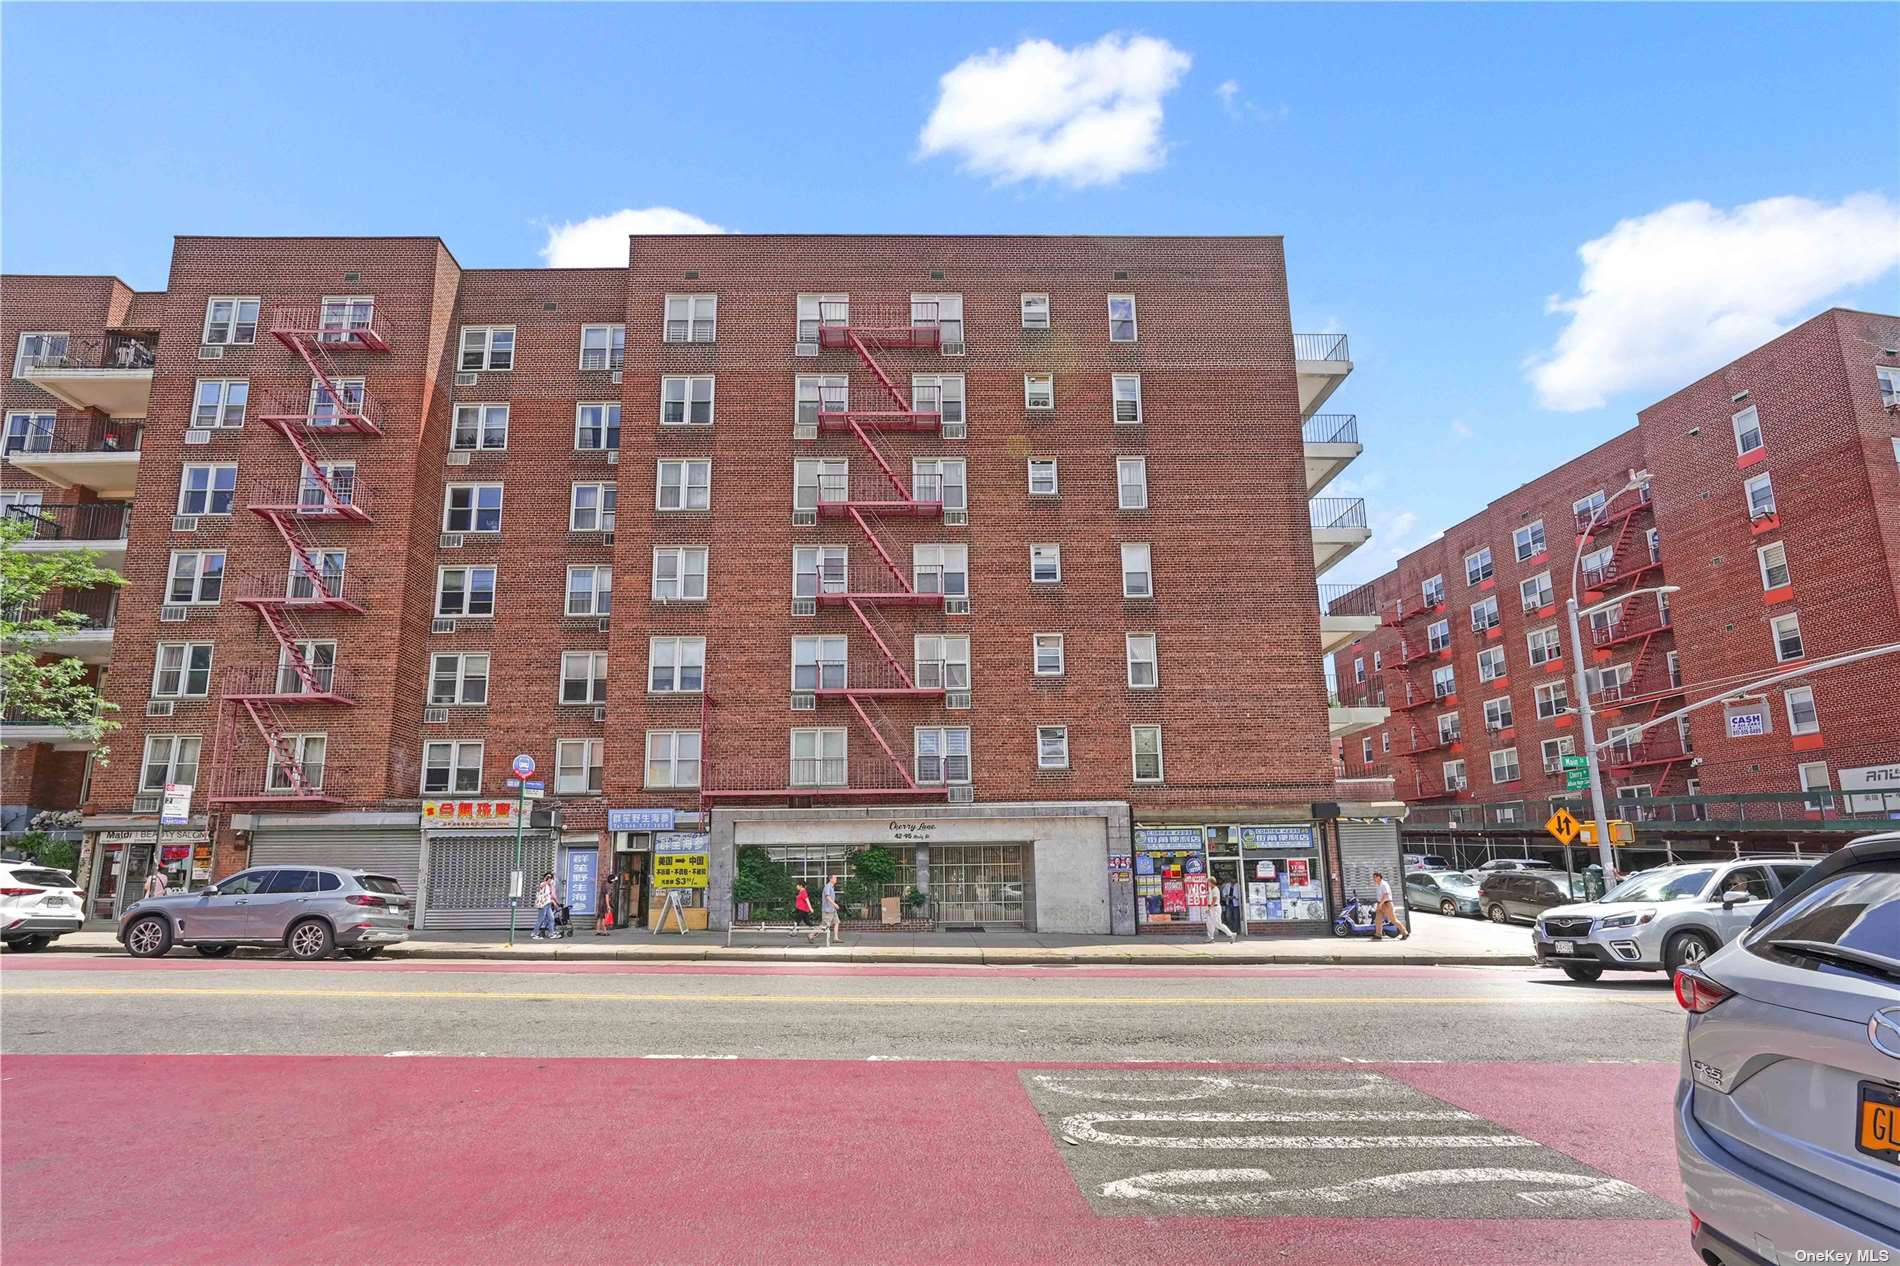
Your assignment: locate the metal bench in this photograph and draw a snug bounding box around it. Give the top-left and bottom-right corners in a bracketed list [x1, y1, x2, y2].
[725, 921, 833, 947]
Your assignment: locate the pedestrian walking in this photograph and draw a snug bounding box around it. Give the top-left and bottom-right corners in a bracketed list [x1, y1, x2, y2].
[793, 881, 814, 928]
[142, 870, 168, 899]
[1372, 870, 1409, 941]
[594, 881, 615, 936]
[532, 870, 558, 940]
[805, 874, 840, 944]
[1203, 891, 1237, 942]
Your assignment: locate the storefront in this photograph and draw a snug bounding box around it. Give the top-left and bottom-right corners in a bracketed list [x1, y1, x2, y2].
[81, 823, 215, 921]
[1134, 822, 1332, 936]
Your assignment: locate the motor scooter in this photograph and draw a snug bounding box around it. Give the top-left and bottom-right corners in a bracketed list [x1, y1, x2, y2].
[1332, 893, 1404, 938]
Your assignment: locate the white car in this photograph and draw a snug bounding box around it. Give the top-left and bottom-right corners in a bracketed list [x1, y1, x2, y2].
[1, 861, 86, 951]
[1532, 857, 1817, 981]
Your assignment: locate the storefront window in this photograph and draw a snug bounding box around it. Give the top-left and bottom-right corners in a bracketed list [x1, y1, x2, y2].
[1133, 827, 1207, 926]
[1238, 825, 1326, 924]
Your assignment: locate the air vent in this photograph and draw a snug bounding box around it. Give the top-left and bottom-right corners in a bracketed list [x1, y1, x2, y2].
[947, 785, 975, 804]
[945, 598, 971, 615]
[198, 345, 224, 360]
[604, 450, 620, 465]
[791, 598, 816, 617]
[794, 342, 819, 358]
[597, 617, 612, 634]
[794, 423, 817, 442]
[431, 618, 457, 634]
[172, 516, 198, 533]
[344, 272, 361, 284]
[610, 371, 623, 385]
[447, 451, 471, 466]
[183, 429, 213, 445]
[159, 605, 189, 622]
[146, 700, 175, 717]
[946, 691, 972, 710]
[439, 533, 464, 549]
[423, 707, 449, 724]
[592, 706, 607, 723]
[791, 692, 816, 712]
[792, 509, 816, 527]
[944, 510, 968, 527]
[942, 422, 967, 440]
[456, 372, 478, 387]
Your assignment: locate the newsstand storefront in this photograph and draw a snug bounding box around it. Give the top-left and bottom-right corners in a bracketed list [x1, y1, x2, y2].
[1133, 823, 1332, 936]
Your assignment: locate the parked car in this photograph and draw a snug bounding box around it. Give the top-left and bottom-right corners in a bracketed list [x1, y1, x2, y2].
[1675, 831, 1900, 1265]
[1, 862, 85, 951]
[117, 866, 412, 961]
[1477, 870, 1582, 925]
[1466, 857, 1555, 877]
[1404, 852, 1452, 871]
[1531, 857, 1816, 982]
[1405, 869, 1482, 917]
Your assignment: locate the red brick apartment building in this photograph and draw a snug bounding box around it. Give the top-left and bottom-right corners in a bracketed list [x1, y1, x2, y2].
[2, 234, 1404, 934]
[1332, 309, 1900, 863]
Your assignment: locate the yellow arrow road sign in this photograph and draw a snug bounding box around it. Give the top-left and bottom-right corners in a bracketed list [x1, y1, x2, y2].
[1545, 808, 1583, 845]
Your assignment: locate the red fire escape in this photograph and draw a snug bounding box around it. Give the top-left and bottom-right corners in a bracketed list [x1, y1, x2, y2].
[1588, 586, 1689, 793]
[1577, 488, 1660, 598]
[701, 300, 954, 806]
[210, 303, 386, 804]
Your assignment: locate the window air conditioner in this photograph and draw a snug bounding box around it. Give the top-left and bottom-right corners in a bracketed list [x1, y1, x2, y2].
[431, 619, 457, 634]
[455, 372, 478, 387]
[790, 693, 816, 712]
[439, 534, 464, 549]
[424, 708, 450, 724]
[184, 429, 212, 445]
[198, 346, 224, 360]
[447, 451, 471, 466]
[159, 606, 189, 622]
[146, 700, 175, 717]
[172, 516, 198, 532]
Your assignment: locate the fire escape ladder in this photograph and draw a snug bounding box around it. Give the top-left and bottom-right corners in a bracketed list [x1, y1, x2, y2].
[847, 597, 915, 687]
[239, 699, 312, 793]
[849, 419, 911, 500]
[848, 506, 912, 592]
[845, 331, 913, 411]
[846, 694, 917, 789]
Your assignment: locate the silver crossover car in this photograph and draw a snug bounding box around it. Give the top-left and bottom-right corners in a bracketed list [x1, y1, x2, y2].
[118, 865, 412, 960]
[1675, 831, 1900, 1265]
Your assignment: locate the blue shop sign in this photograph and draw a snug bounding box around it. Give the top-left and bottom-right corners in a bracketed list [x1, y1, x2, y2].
[1134, 827, 1205, 851]
[564, 848, 599, 917]
[608, 808, 677, 833]
[1238, 825, 1316, 851]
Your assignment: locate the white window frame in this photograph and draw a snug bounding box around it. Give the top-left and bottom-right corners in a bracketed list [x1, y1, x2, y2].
[661, 375, 715, 426]
[1535, 679, 1570, 720]
[3, 411, 55, 454]
[166, 550, 226, 605]
[912, 543, 969, 598]
[458, 325, 515, 372]
[794, 545, 848, 598]
[1744, 472, 1776, 519]
[664, 294, 718, 344]
[913, 634, 970, 691]
[795, 458, 848, 513]
[1427, 618, 1451, 652]
[1784, 686, 1820, 736]
[192, 378, 249, 429]
[1526, 625, 1561, 665]
[1540, 736, 1575, 772]
[1483, 696, 1514, 732]
[1020, 293, 1050, 329]
[451, 403, 509, 451]
[1116, 456, 1148, 510]
[558, 738, 606, 795]
[152, 642, 214, 698]
[1732, 405, 1763, 456]
[560, 651, 608, 705]
[1878, 365, 1900, 408]
[1362, 737, 1375, 764]
[1422, 574, 1446, 605]
[647, 637, 705, 695]
[306, 376, 364, 426]
[914, 726, 973, 786]
[1512, 520, 1546, 561]
[1437, 712, 1461, 743]
[792, 636, 847, 692]
[1520, 571, 1554, 613]
[1432, 664, 1457, 698]
[434, 566, 497, 618]
[443, 483, 503, 533]
[566, 565, 612, 617]
[1024, 373, 1055, 410]
[1797, 760, 1831, 810]
[1443, 759, 1467, 790]
[1112, 373, 1143, 424]
[652, 546, 709, 601]
[570, 482, 617, 532]
[1130, 725, 1164, 782]
[656, 459, 711, 512]
[644, 729, 703, 788]
[421, 740, 485, 795]
[574, 403, 621, 452]
[578, 324, 625, 371]
[177, 464, 238, 517]
[1121, 542, 1153, 598]
[1032, 633, 1066, 677]
[910, 373, 965, 426]
[1464, 546, 1494, 585]
[1477, 645, 1507, 682]
[1757, 541, 1790, 590]
[14, 331, 70, 374]
[795, 294, 848, 344]
[1037, 725, 1070, 770]
[428, 652, 490, 706]
[1771, 612, 1804, 662]
[1489, 746, 1521, 785]
[201, 298, 260, 347]
[1107, 294, 1138, 343]
[911, 458, 966, 512]
[1125, 633, 1158, 689]
[264, 734, 328, 793]
[1470, 595, 1500, 631]
[790, 728, 848, 788]
[140, 735, 203, 792]
[909, 293, 963, 353]
[1027, 458, 1059, 496]
[1029, 544, 1062, 584]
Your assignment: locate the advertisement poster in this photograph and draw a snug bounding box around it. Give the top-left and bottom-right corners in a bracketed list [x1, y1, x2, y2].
[1246, 883, 1271, 921]
[1135, 852, 1156, 876]
[1286, 858, 1311, 889]
[1255, 859, 1276, 881]
[1108, 854, 1133, 881]
[1185, 875, 1212, 909]
[1162, 878, 1186, 914]
[1184, 854, 1206, 876]
[652, 832, 711, 889]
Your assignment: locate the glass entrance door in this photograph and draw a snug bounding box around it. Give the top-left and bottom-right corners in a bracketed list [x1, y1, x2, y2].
[930, 844, 1025, 926]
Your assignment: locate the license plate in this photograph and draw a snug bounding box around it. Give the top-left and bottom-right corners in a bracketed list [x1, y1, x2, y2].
[1554, 940, 1575, 955]
[43, 895, 67, 906]
[1858, 1083, 1900, 1165]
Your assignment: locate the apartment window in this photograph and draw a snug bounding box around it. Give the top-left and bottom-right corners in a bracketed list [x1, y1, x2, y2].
[1879, 366, 1900, 409]
[435, 566, 496, 618]
[1437, 712, 1461, 743]
[911, 374, 965, 426]
[307, 376, 364, 426]
[1027, 458, 1059, 496]
[910, 293, 963, 352]
[560, 651, 608, 705]
[1030, 544, 1062, 583]
[315, 296, 374, 341]
[643, 730, 702, 788]
[1732, 405, 1763, 456]
[913, 544, 969, 598]
[1784, 687, 1820, 736]
[657, 459, 711, 511]
[1520, 571, 1554, 613]
[1512, 520, 1546, 562]
[422, 741, 484, 795]
[3, 412, 54, 454]
[1432, 664, 1457, 698]
[1353, 656, 1366, 683]
[915, 727, 972, 785]
[652, 546, 708, 601]
[1037, 726, 1070, 770]
[1443, 760, 1467, 791]
[14, 331, 69, 374]
[795, 294, 847, 343]
[1580, 545, 1614, 578]
[202, 298, 260, 346]
[559, 738, 606, 794]
[1572, 489, 1607, 523]
[282, 548, 338, 600]
[1112, 374, 1143, 424]
[178, 464, 237, 516]
[792, 636, 847, 691]
[1588, 663, 1632, 700]
[661, 376, 715, 426]
[1798, 760, 1831, 811]
[1362, 737, 1375, 764]
[912, 458, 966, 512]
[1667, 651, 1682, 689]
[1117, 456, 1148, 510]
[1033, 633, 1065, 677]
[152, 642, 214, 697]
[192, 379, 249, 428]
[1107, 295, 1138, 343]
[1427, 618, 1451, 652]
[1024, 373, 1055, 410]
[570, 482, 617, 532]
[1470, 595, 1500, 631]
[1535, 679, 1570, 720]
[1130, 726, 1164, 781]
[1477, 645, 1507, 682]
[791, 728, 847, 787]
[1771, 612, 1804, 662]
[1121, 543, 1153, 598]
[579, 324, 626, 371]
[265, 735, 327, 793]
[1422, 574, 1446, 605]
[1126, 633, 1158, 688]
[140, 735, 202, 792]
[1464, 546, 1494, 585]
[443, 484, 503, 533]
[429, 653, 490, 706]
[792, 375, 844, 430]
[576, 404, 621, 451]
[1526, 625, 1561, 665]
[794, 545, 847, 597]
[1483, 696, 1515, 732]
[451, 403, 509, 451]
[166, 551, 225, 605]
[646, 634, 706, 695]
[458, 325, 514, 371]
[1541, 736, 1575, 773]
[1743, 472, 1776, 520]
[914, 635, 970, 690]
[664, 294, 717, 343]
[1758, 541, 1790, 590]
[1490, 747, 1521, 785]
[1020, 293, 1050, 329]
[1372, 650, 1383, 672]
[0, 491, 43, 522]
[566, 565, 612, 617]
[794, 458, 848, 512]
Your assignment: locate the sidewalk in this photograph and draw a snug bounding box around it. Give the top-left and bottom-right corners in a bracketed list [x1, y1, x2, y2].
[26, 915, 1534, 966]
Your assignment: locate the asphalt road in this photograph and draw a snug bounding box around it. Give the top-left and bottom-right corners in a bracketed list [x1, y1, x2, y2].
[1, 956, 1693, 1266]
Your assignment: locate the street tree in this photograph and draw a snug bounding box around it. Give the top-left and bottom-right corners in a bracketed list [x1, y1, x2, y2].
[0, 515, 125, 755]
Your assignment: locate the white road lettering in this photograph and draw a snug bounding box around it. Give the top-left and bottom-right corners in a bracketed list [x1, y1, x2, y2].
[1100, 1166, 1648, 1210]
[1031, 1071, 1397, 1102]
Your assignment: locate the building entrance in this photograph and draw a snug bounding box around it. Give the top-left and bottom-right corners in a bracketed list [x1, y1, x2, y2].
[929, 844, 1025, 927]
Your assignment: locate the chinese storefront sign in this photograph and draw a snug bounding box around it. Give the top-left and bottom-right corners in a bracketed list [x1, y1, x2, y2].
[607, 808, 677, 832]
[1134, 827, 1205, 850]
[652, 832, 710, 889]
[1238, 825, 1315, 850]
[565, 848, 599, 915]
[421, 799, 518, 826]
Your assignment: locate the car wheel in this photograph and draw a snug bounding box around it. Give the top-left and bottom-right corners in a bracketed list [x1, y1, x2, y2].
[196, 944, 236, 958]
[6, 935, 51, 952]
[1560, 964, 1603, 983]
[125, 915, 174, 958]
[1488, 903, 1509, 924]
[286, 919, 334, 961]
[1440, 899, 1458, 917]
[1665, 930, 1718, 976]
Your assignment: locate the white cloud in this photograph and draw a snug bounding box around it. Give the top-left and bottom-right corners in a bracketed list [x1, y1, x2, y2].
[1214, 78, 1289, 125]
[540, 207, 726, 267]
[1527, 193, 1900, 411]
[918, 33, 1192, 187]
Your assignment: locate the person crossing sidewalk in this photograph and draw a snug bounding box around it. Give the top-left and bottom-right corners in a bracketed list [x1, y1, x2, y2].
[1372, 870, 1410, 941]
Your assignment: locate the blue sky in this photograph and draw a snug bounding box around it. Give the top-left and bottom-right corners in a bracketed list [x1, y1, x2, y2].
[5, 3, 1896, 583]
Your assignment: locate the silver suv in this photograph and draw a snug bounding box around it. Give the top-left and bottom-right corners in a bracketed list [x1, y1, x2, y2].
[118, 866, 411, 961]
[1532, 857, 1816, 981]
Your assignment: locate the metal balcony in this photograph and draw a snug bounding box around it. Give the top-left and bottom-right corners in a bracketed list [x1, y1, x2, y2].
[234, 570, 367, 614]
[255, 385, 381, 436]
[246, 478, 373, 523]
[813, 472, 945, 518]
[1302, 413, 1361, 494]
[211, 760, 357, 805]
[219, 664, 358, 706]
[803, 659, 951, 701]
[811, 384, 945, 432]
[812, 301, 946, 353]
[700, 757, 952, 803]
[1294, 333, 1352, 420]
[2, 419, 142, 499]
[19, 335, 156, 416]
[1309, 497, 1371, 576]
[804, 565, 954, 609]
[271, 304, 389, 353]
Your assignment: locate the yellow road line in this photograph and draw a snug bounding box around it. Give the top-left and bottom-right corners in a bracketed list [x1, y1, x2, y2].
[0, 985, 1618, 1008]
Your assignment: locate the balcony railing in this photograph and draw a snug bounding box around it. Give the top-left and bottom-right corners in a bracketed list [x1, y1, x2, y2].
[2, 417, 143, 456]
[1574, 485, 1652, 534]
[213, 760, 361, 804]
[234, 570, 368, 611]
[220, 664, 358, 704]
[271, 304, 388, 351]
[20, 334, 157, 371]
[1294, 333, 1350, 362]
[800, 660, 953, 698]
[1309, 497, 1368, 531]
[811, 301, 947, 351]
[1301, 414, 1359, 445]
[811, 384, 945, 425]
[6, 587, 116, 629]
[246, 477, 374, 521]
[799, 565, 958, 606]
[812, 472, 945, 514]
[256, 385, 379, 433]
[5, 501, 130, 542]
[704, 758, 948, 799]
[1318, 582, 1379, 618]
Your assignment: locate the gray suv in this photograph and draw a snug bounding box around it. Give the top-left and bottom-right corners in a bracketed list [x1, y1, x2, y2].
[118, 866, 411, 960]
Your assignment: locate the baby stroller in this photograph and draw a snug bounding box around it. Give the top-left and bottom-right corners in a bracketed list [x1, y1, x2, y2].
[550, 903, 574, 939]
